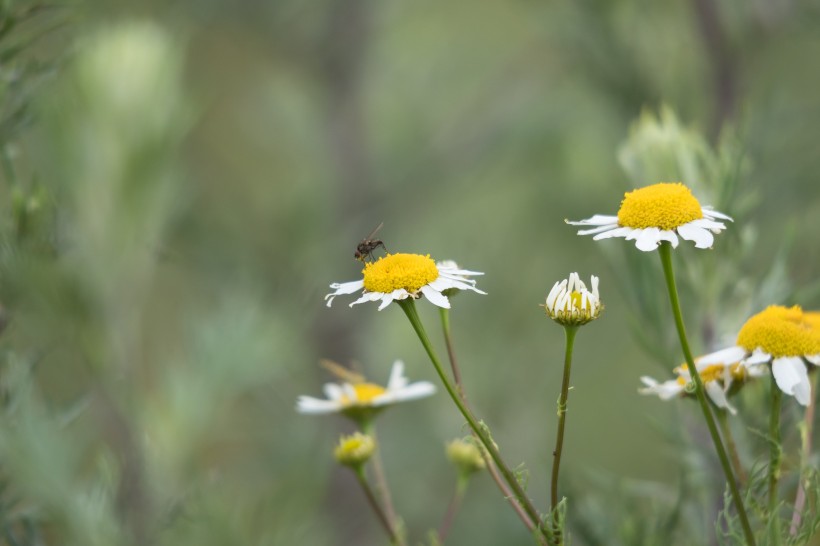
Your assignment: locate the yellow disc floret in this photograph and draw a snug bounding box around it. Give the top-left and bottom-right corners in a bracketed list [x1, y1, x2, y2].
[363, 253, 439, 294]
[675, 363, 730, 384]
[341, 383, 386, 406]
[736, 305, 820, 358]
[617, 182, 704, 230]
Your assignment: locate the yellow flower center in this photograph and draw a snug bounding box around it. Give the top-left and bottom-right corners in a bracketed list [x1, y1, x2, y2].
[736, 305, 820, 358]
[676, 363, 728, 384]
[362, 253, 439, 294]
[617, 182, 704, 230]
[341, 383, 386, 406]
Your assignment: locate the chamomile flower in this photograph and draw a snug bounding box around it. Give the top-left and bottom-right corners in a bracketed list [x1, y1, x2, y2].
[640, 356, 765, 415]
[695, 306, 820, 406]
[566, 182, 732, 251]
[296, 360, 436, 421]
[325, 253, 485, 311]
[543, 272, 602, 326]
[334, 432, 376, 468]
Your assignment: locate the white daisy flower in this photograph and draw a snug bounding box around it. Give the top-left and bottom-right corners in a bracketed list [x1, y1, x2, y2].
[566, 182, 732, 251]
[296, 360, 436, 420]
[640, 355, 765, 415]
[695, 306, 820, 406]
[543, 272, 602, 326]
[325, 253, 485, 311]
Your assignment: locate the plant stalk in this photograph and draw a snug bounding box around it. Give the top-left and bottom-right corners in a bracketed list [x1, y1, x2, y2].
[353, 467, 401, 545]
[439, 308, 542, 536]
[400, 299, 548, 542]
[658, 242, 756, 546]
[549, 325, 578, 545]
[768, 373, 783, 544]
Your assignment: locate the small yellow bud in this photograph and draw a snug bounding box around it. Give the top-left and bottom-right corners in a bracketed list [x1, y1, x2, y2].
[446, 438, 485, 475]
[334, 432, 376, 468]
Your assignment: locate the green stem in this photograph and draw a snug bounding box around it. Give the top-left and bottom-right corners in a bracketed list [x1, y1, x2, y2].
[361, 420, 403, 546]
[399, 299, 548, 542]
[790, 370, 818, 535]
[715, 408, 746, 485]
[550, 325, 577, 544]
[437, 473, 469, 544]
[353, 467, 400, 545]
[439, 308, 464, 390]
[438, 308, 543, 537]
[768, 373, 783, 544]
[658, 243, 756, 546]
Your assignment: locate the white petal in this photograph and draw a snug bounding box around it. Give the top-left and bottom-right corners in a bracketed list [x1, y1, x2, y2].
[325, 280, 365, 307]
[384, 381, 436, 403]
[689, 218, 727, 232]
[635, 227, 662, 251]
[323, 383, 345, 401]
[547, 280, 567, 309]
[806, 355, 820, 366]
[436, 263, 484, 276]
[295, 396, 342, 414]
[639, 377, 683, 400]
[705, 382, 736, 415]
[772, 357, 811, 406]
[592, 226, 634, 241]
[656, 229, 680, 248]
[386, 360, 407, 390]
[420, 285, 450, 309]
[429, 277, 485, 294]
[377, 290, 407, 311]
[624, 228, 643, 241]
[743, 349, 772, 366]
[566, 214, 619, 226]
[577, 224, 620, 236]
[702, 207, 733, 221]
[349, 291, 384, 307]
[677, 223, 714, 249]
[696, 346, 747, 367]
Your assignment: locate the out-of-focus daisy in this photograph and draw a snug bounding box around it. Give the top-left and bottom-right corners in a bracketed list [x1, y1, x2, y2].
[334, 432, 376, 468]
[566, 182, 732, 251]
[543, 272, 602, 326]
[296, 360, 436, 421]
[640, 355, 765, 415]
[325, 253, 485, 310]
[696, 306, 820, 406]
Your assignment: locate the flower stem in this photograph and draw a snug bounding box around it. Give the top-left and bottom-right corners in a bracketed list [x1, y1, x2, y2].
[437, 473, 469, 544]
[353, 466, 401, 545]
[768, 373, 783, 544]
[550, 325, 577, 544]
[790, 370, 818, 535]
[361, 420, 404, 546]
[438, 308, 543, 537]
[657, 242, 756, 546]
[400, 299, 548, 542]
[439, 308, 464, 390]
[715, 408, 746, 485]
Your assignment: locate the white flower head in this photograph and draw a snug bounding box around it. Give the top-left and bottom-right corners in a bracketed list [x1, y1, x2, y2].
[325, 253, 485, 311]
[640, 351, 766, 415]
[566, 182, 732, 251]
[695, 306, 820, 406]
[544, 272, 602, 326]
[296, 360, 436, 421]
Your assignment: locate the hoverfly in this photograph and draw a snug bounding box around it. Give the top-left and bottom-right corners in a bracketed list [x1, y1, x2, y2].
[320, 359, 365, 384]
[354, 222, 388, 262]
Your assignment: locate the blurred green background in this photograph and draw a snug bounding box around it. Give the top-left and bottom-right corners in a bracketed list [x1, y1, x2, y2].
[1, 0, 820, 544]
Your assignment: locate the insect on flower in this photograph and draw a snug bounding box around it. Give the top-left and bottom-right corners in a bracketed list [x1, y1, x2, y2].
[354, 222, 388, 262]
